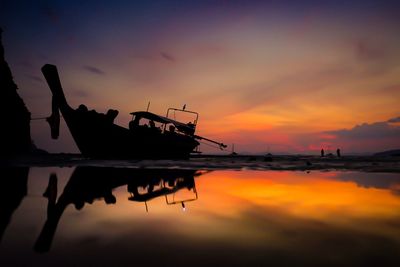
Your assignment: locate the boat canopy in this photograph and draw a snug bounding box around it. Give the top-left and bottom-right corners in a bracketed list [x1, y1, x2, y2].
[130, 111, 195, 135]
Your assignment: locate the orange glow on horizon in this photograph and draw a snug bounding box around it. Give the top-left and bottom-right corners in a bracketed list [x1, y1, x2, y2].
[197, 171, 400, 219]
[22, 168, 400, 253]
[78, 170, 400, 239]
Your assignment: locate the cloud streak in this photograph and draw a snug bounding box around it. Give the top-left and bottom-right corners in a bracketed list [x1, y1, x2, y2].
[83, 65, 106, 75]
[354, 39, 386, 62]
[160, 52, 175, 62]
[326, 120, 400, 139]
[26, 74, 43, 83]
[388, 116, 400, 123]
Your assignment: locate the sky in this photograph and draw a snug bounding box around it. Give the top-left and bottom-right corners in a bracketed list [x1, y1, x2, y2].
[1, 0, 399, 154]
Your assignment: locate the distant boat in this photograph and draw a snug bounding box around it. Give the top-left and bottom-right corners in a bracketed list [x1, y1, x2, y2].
[41, 64, 226, 159]
[229, 143, 238, 156]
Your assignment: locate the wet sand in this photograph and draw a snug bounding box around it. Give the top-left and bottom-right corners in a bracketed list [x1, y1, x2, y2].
[1, 162, 400, 266]
[2, 154, 400, 172]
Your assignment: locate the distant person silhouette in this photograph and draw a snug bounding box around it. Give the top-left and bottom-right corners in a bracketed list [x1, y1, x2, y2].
[321, 149, 325, 157]
[337, 148, 341, 157]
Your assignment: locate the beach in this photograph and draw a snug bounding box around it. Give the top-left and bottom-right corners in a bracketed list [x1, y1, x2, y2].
[1, 163, 400, 266]
[3, 154, 400, 173]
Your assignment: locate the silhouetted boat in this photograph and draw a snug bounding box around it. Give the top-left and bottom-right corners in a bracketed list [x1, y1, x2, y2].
[41, 64, 226, 159]
[34, 167, 203, 252]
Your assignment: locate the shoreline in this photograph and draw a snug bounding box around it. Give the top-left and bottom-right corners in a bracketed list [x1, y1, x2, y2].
[1, 154, 399, 173]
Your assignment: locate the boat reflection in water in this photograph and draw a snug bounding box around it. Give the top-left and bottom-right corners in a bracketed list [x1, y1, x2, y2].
[34, 167, 201, 253]
[1, 168, 400, 266]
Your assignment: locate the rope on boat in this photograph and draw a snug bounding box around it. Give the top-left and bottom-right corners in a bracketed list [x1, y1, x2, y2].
[199, 140, 228, 151]
[31, 117, 47, 121]
[31, 116, 63, 121]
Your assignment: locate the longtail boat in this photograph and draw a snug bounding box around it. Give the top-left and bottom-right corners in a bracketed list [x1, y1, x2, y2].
[41, 64, 226, 159]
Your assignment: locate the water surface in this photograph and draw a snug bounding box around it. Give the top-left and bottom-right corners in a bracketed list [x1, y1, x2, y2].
[1, 167, 400, 266]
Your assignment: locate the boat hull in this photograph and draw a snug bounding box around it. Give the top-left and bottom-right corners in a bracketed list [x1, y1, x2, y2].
[64, 109, 199, 159]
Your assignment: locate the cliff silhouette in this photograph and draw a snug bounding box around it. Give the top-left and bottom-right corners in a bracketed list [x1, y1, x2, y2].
[0, 28, 32, 157]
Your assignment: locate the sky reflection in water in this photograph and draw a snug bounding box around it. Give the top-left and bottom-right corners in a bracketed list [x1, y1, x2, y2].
[1, 167, 400, 266]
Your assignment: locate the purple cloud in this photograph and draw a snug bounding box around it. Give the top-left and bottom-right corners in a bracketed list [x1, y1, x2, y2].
[388, 117, 400, 123]
[26, 74, 43, 83]
[325, 120, 400, 139]
[83, 65, 106, 75]
[71, 89, 89, 98]
[160, 52, 175, 62]
[354, 39, 385, 62]
[289, 117, 400, 153]
[41, 4, 61, 23]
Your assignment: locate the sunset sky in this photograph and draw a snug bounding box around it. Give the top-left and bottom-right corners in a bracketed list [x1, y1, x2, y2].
[1, 0, 399, 154]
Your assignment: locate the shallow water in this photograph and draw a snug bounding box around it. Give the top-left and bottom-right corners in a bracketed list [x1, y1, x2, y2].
[1, 167, 400, 266]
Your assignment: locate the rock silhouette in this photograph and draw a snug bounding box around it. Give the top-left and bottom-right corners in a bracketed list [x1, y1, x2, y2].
[0, 28, 32, 157]
[0, 167, 29, 242]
